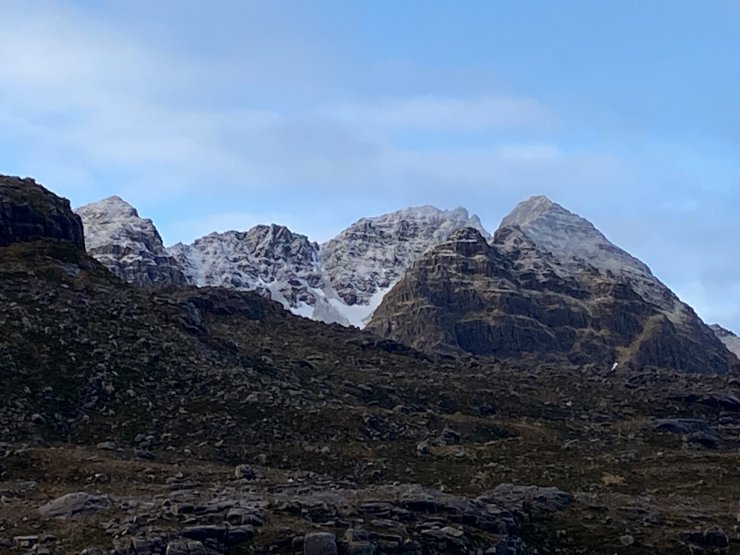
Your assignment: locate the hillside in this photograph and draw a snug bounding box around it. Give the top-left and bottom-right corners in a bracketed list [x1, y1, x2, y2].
[1, 176, 739, 554]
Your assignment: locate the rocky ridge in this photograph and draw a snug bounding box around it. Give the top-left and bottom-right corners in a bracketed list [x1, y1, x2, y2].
[80, 200, 488, 328]
[169, 225, 350, 325]
[710, 324, 740, 358]
[76, 196, 188, 288]
[367, 198, 737, 373]
[0, 175, 84, 248]
[321, 206, 488, 326]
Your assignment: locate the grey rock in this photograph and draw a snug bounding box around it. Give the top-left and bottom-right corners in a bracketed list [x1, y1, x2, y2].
[165, 540, 207, 555]
[439, 427, 461, 445]
[38, 492, 112, 519]
[14, 536, 39, 548]
[653, 419, 720, 448]
[304, 531, 338, 555]
[234, 464, 258, 480]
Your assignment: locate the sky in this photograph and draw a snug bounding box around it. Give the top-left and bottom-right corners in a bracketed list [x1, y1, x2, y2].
[1, 0, 739, 331]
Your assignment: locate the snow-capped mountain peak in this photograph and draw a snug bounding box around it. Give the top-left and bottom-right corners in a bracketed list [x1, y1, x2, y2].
[499, 195, 653, 279]
[169, 225, 350, 326]
[710, 324, 740, 358]
[495, 195, 692, 324]
[321, 205, 489, 326]
[76, 196, 187, 287]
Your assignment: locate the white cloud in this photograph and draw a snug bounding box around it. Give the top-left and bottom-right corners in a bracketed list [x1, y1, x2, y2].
[327, 96, 556, 131]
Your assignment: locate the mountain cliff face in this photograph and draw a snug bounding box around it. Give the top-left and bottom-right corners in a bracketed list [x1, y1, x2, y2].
[711, 324, 740, 358]
[170, 225, 349, 325]
[367, 198, 736, 373]
[76, 196, 188, 287]
[0, 175, 84, 247]
[321, 206, 488, 326]
[79, 200, 489, 328]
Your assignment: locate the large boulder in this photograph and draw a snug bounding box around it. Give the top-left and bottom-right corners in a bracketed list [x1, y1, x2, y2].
[38, 492, 111, 520]
[0, 175, 84, 248]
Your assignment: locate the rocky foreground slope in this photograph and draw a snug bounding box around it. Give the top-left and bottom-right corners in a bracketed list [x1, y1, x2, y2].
[2, 176, 740, 555]
[367, 198, 737, 374]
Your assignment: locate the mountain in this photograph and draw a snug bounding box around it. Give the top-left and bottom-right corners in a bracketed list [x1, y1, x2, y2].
[321, 206, 488, 327]
[710, 324, 740, 358]
[3, 176, 740, 554]
[78, 200, 489, 328]
[0, 175, 84, 247]
[170, 225, 350, 325]
[367, 197, 737, 373]
[76, 196, 188, 287]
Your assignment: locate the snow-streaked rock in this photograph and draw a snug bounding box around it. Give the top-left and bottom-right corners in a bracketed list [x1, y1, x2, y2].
[169, 225, 349, 326]
[76, 196, 187, 287]
[710, 324, 740, 358]
[321, 206, 488, 326]
[368, 198, 736, 373]
[498, 195, 691, 323]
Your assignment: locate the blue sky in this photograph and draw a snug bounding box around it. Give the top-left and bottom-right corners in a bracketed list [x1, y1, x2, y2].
[1, 0, 739, 331]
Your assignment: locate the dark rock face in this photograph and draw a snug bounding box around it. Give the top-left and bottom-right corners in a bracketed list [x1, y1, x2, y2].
[0, 175, 84, 248]
[367, 227, 735, 373]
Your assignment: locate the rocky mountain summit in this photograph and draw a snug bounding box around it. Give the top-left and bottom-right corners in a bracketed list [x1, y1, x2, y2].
[2, 176, 740, 553]
[710, 324, 740, 358]
[321, 206, 488, 326]
[0, 175, 84, 247]
[368, 198, 737, 374]
[80, 200, 487, 328]
[170, 225, 349, 325]
[76, 196, 188, 287]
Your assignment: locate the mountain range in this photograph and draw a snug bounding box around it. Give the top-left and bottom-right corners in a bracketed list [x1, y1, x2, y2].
[75, 189, 738, 373]
[3, 174, 740, 554]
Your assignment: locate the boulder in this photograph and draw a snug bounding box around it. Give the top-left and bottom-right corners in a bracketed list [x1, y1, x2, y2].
[38, 492, 112, 520]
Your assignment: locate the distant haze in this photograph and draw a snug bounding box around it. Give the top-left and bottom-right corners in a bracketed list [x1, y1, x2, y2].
[1, 0, 738, 331]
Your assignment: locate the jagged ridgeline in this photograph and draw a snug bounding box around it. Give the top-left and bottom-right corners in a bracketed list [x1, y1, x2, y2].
[77, 184, 737, 373]
[367, 198, 738, 374]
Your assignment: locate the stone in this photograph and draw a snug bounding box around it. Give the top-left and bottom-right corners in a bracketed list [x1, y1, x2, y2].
[303, 532, 338, 555]
[182, 525, 227, 542]
[167, 540, 207, 555]
[234, 464, 258, 480]
[38, 492, 112, 519]
[14, 536, 39, 548]
[30, 413, 45, 425]
[416, 441, 431, 457]
[439, 427, 461, 445]
[619, 534, 635, 546]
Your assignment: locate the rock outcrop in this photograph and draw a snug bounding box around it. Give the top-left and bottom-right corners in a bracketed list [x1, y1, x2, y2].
[367, 198, 736, 373]
[170, 225, 349, 325]
[76, 196, 187, 287]
[321, 206, 488, 326]
[710, 324, 740, 358]
[0, 175, 84, 248]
